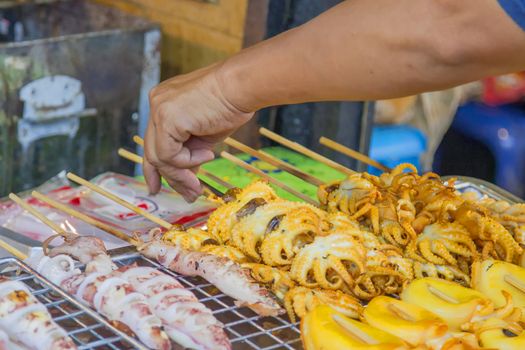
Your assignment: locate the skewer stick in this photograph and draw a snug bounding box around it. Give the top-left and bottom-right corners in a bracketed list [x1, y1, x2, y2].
[319, 136, 391, 173]
[259, 127, 354, 176]
[118, 148, 143, 164]
[9, 193, 68, 236]
[66, 172, 173, 230]
[225, 137, 323, 186]
[198, 168, 235, 189]
[220, 151, 318, 205]
[0, 238, 27, 260]
[426, 284, 459, 304]
[332, 315, 376, 345]
[31, 191, 137, 246]
[504, 274, 525, 293]
[133, 135, 144, 147]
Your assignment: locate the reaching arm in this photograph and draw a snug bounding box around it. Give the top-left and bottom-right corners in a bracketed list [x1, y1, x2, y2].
[220, 0, 525, 109]
[144, 0, 525, 201]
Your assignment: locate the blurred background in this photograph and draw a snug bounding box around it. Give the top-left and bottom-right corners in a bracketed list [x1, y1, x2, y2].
[0, 0, 524, 198]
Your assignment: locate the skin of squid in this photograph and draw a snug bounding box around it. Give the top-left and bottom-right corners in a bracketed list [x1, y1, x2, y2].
[476, 318, 525, 350]
[300, 305, 408, 350]
[400, 277, 494, 331]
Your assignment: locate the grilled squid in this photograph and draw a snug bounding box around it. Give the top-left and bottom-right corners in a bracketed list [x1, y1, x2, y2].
[0, 277, 77, 350]
[27, 248, 171, 350]
[138, 239, 284, 317]
[45, 236, 231, 350]
[119, 265, 231, 350]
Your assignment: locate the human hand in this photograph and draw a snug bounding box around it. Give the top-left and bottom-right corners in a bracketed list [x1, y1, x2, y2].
[144, 63, 254, 202]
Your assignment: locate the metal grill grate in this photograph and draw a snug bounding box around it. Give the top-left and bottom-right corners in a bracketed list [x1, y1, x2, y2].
[0, 257, 147, 350]
[112, 253, 303, 350]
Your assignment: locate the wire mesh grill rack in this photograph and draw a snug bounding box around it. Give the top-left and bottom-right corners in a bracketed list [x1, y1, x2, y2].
[112, 253, 303, 350]
[0, 257, 147, 350]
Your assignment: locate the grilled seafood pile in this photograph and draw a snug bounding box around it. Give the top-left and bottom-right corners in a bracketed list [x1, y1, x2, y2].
[302, 272, 525, 350]
[27, 235, 232, 350]
[0, 277, 77, 350]
[318, 164, 525, 281]
[156, 169, 525, 322]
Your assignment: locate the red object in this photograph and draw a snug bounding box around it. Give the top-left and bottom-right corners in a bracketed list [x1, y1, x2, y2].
[482, 72, 525, 106]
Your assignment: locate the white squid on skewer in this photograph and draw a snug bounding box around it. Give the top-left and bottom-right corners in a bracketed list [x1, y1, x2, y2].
[47, 235, 232, 350]
[119, 265, 231, 350]
[26, 248, 171, 350]
[0, 277, 77, 350]
[138, 234, 284, 317]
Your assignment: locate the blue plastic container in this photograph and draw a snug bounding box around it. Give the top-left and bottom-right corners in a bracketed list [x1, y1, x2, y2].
[367, 125, 427, 175]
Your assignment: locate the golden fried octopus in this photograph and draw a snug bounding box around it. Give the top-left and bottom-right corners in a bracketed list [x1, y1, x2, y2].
[453, 202, 523, 263]
[230, 201, 326, 265]
[207, 181, 278, 243]
[162, 227, 249, 263]
[406, 222, 478, 268]
[318, 173, 382, 233]
[290, 232, 366, 290]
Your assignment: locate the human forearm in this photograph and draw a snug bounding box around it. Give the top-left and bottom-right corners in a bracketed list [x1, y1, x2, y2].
[218, 0, 525, 111]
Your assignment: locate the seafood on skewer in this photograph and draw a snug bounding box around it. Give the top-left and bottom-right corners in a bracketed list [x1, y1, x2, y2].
[120, 266, 230, 350]
[47, 235, 231, 350]
[138, 234, 284, 317]
[0, 277, 77, 350]
[26, 247, 171, 350]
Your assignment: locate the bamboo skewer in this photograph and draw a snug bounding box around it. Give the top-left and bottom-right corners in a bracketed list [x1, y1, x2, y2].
[0, 238, 27, 260]
[31, 191, 137, 246]
[197, 168, 234, 189]
[66, 172, 173, 230]
[220, 151, 318, 205]
[133, 135, 144, 147]
[118, 148, 143, 164]
[9, 193, 68, 236]
[319, 136, 391, 173]
[224, 137, 324, 187]
[259, 127, 355, 176]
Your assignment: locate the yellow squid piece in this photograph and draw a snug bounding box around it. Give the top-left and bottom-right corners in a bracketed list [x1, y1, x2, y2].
[477, 318, 525, 350]
[301, 305, 408, 350]
[400, 277, 492, 331]
[362, 296, 448, 347]
[471, 259, 525, 310]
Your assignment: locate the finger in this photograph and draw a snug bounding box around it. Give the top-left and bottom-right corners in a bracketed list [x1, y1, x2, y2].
[171, 147, 215, 168]
[155, 129, 215, 168]
[143, 159, 161, 195]
[159, 166, 202, 202]
[143, 122, 161, 194]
